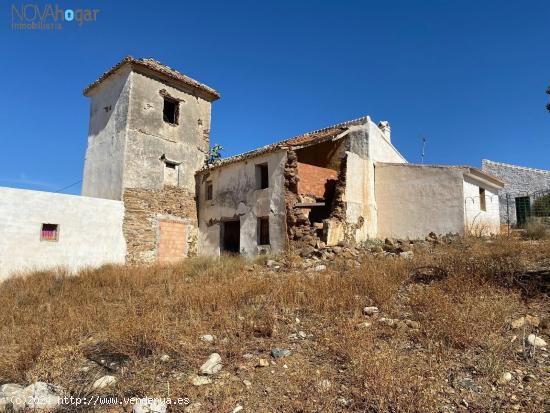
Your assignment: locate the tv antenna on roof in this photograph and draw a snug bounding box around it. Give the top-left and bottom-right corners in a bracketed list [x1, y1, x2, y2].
[421, 136, 427, 164]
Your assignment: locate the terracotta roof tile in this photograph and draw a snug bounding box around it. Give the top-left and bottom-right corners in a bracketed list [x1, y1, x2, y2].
[201, 115, 370, 171]
[83, 56, 220, 100]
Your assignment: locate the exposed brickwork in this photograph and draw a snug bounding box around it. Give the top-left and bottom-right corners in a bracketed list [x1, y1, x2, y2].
[123, 187, 197, 264]
[158, 221, 187, 263]
[296, 162, 338, 198]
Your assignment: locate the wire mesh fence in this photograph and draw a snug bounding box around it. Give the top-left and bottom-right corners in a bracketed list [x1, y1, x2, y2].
[504, 189, 550, 232]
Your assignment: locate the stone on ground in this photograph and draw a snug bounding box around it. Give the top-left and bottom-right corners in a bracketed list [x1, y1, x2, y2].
[527, 334, 547, 348]
[363, 306, 379, 316]
[190, 375, 212, 386]
[92, 375, 117, 389]
[271, 348, 291, 359]
[200, 353, 222, 375]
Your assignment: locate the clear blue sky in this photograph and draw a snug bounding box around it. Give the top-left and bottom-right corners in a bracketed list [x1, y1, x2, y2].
[1, 0, 548, 194]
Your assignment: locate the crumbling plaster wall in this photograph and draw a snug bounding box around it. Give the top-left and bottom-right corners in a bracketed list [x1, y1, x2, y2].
[82, 68, 212, 201]
[463, 177, 501, 234]
[197, 150, 287, 256]
[375, 164, 466, 239]
[123, 187, 198, 264]
[124, 71, 212, 194]
[82, 66, 131, 200]
[0, 187, 126, 280]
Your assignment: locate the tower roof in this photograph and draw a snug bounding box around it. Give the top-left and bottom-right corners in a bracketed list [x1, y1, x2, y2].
[83, 56, 220, 101]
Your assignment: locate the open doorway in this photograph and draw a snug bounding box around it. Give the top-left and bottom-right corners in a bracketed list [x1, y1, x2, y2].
[222, 220, 240, 253]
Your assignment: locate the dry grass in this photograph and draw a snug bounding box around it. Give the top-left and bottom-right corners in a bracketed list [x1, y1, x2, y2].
[524, 219, 549, 240]
[0, 237, 549, 412]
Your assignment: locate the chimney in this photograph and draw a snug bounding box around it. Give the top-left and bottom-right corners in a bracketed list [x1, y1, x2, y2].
[378, 121, 391, 141]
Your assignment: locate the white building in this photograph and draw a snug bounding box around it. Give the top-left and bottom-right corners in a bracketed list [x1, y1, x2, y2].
[0, 57, 503, 279]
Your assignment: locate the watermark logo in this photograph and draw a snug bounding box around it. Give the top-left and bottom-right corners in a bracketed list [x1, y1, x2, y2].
[11, 3, 100, 31]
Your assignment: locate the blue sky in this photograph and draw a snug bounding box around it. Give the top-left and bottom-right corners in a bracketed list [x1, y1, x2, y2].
[1, 0, 549, 194]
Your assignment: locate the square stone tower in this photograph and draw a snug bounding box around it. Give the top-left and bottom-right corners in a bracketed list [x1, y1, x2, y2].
[81, 57, 219, 264]
[82, 56, 220, 200]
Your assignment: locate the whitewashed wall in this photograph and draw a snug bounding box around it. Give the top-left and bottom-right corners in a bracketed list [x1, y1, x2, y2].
[375, 164, 466, 239]
[196, 150, 287, 256]
[0, 187, 126, 280]
[463, 177, 501, 234]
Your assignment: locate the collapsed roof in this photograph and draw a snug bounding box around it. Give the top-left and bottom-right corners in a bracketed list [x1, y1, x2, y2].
[202, 115, 371, 171]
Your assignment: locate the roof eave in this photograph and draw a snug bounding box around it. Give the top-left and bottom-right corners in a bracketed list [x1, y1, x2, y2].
[83, 56, 220, 101]
[465, 168, 505, 189]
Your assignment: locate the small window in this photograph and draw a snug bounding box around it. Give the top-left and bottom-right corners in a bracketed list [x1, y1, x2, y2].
[206, 181, 213, 201]
[479, 187, 486, 211]
[41, 223, 59, 241]
[256, 163, 269, 189]
[163, 97, 179, 124]
[258, 217, 270, 245]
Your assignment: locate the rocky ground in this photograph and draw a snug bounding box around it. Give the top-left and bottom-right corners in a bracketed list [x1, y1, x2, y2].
[0, 236, 549, 412]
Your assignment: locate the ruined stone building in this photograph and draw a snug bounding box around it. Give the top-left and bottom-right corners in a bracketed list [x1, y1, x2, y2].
[0, 57, 504, 279]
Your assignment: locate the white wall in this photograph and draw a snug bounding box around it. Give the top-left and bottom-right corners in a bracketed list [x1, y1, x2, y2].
[463, 176, 501, 234]
[367, 120, 407, 164]
[197, 150, 287, 256]
[345, 121, 407, 239]
[82, 66, 131, 200]
[375, 164, 466, 239]
[0, 187, 126, 280]
[345, 151, 370, 241]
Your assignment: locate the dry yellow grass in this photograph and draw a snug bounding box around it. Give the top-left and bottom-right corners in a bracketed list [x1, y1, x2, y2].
[0, 237, 549, 412]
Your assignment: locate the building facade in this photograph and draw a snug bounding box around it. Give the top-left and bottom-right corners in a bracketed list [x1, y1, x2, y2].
[0, 57, 504, 279]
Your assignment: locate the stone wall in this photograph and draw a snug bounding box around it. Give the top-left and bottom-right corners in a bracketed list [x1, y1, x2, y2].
[482, 160, 550, 224]
[123, 187, 197, 264]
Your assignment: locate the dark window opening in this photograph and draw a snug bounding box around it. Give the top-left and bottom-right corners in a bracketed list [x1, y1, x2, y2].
[258, 217, 270, 245]
[256, 163, 269, 189]
[163, 97, 179, 124]
[41, 223, 59, 241]
[206, 181, 213, 201]
[222, 220, 240, 254]
[479, 187, 486, 211]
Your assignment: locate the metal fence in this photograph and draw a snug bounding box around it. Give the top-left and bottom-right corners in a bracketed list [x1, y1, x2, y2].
[504, 189, 550, 229]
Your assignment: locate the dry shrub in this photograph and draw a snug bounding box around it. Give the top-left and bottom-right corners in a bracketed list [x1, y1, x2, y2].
[353, 348, 437, 411]
[524, 219, 549, 240]
[410, 274, 520, 349]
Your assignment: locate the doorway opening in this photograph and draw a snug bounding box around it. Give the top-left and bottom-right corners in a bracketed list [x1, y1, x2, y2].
[222, 220, 240, 254]
[515, 196, 531, 227]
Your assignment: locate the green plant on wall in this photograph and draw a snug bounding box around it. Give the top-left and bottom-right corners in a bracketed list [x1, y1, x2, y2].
[206, 143, 224, 166]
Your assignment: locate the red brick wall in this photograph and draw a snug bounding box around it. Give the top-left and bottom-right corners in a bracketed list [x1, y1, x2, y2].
[296, 162, 338, 197]
[158, 221, 187, 263]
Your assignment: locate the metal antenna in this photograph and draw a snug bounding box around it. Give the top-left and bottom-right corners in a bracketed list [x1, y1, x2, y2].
[421, 136, 427, 164]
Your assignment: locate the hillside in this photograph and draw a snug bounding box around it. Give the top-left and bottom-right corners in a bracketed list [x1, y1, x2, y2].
[0, 236, 549, 412]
